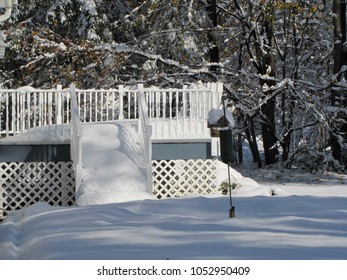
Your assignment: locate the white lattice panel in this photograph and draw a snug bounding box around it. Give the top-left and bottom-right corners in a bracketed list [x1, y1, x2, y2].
[152, 159, 217, 199]
[0, 162, 75, 211]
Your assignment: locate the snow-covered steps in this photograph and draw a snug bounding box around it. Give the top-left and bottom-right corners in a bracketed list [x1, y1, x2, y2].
[76, 122, 152, 206]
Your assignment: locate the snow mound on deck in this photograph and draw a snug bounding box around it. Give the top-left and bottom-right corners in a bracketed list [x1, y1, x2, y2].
[76, 123, 152, 206]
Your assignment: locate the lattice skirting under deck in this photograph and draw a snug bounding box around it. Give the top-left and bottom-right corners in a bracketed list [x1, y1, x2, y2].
[152, 159, 217, 199]
[0, 162, 75, 212]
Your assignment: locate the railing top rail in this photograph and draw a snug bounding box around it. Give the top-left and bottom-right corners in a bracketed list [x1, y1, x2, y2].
[0, 86, 69, 93]
[74, 88, 138, 93]
[142, 88, 210, 93]
[74, 88, 210, 93]
[0, 84, 214, 94]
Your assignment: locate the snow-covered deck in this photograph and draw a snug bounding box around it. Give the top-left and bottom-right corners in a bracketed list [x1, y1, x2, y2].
[0, 83, 224, 213]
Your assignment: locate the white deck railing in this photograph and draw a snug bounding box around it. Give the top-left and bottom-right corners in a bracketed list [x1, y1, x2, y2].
[75, 85, 139, 123]
[0, 86, 70, 138]
[143, 83, 223, 139]
[0, 83, 223, 140]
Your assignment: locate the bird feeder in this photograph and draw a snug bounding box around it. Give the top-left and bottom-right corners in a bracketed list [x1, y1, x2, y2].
[207, 108, 235, 137]
[208, 107, 235, 164]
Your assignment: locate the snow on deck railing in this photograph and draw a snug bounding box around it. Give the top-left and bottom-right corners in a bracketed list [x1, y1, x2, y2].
[74, 85, 139, 122]
[1, 83, 223, 140]
[0, 85, 70, 139]
[138, 84, 153, 193]
[143, 83, 223, 139]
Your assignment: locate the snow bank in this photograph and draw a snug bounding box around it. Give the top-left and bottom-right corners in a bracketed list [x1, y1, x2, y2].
[2, 122, 347, 260]
[2, 194, 347, 260]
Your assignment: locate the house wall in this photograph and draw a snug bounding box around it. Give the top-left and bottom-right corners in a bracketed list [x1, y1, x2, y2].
[152, 138, 220, 160]
[0, 144, 70, 162]
[152, 142, 212, 160]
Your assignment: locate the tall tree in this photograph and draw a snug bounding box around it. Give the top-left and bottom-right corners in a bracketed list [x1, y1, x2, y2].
[259, 2, 279, 165]
[222, 0, 334, 169]
[332, 0, 347, 167]
[206, 0, 220, 73]
[229, 0, 279, 164]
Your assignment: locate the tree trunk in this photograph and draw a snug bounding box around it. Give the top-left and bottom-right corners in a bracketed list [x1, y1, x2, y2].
[260, 16, 279, 165]
[206, 0, 220, 73]
[332, 0, 347, 164]
[281, 11, 297, 162]
[245, 116, 262, 168]
[261, 95, 278, 164]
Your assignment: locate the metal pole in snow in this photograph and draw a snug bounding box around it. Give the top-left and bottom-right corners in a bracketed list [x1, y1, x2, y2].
[223, 98, 235, 218]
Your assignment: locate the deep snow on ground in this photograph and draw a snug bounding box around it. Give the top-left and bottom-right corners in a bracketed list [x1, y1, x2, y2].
[1, 123, 347, 260]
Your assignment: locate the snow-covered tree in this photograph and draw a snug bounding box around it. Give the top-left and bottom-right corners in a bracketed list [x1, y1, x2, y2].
[0, 0, 345, 171]
[217, 0, 339, 170]
[0, 0, 134, 88]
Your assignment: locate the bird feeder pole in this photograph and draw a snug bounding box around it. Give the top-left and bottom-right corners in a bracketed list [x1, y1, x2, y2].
[222, 99, 235, 218]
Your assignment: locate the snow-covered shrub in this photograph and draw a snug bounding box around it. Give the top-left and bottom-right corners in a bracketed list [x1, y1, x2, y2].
[287, 146, 343, 173]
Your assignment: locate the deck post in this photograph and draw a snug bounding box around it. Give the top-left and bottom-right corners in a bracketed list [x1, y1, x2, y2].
[217, 82, 224, 107]
[56, 85, 62, 125]
[118, 85, 124, 120]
